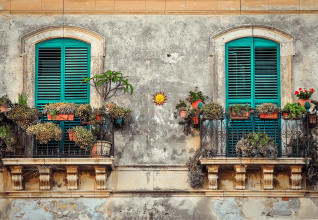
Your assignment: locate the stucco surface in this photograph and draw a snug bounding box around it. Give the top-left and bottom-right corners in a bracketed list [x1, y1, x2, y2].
[0, 197, 317, 219]
[0, 14, 318, 167]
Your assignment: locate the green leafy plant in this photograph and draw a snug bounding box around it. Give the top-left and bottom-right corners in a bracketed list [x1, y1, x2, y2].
[75, 104, 92, 121]
[256, 103, 280, 115]
[189, 108, 199, 117]
[186, 149, 204, 189]
[0, 95, 11, 108]
[18, 93, 28, 107]
[92, 106, 106, 116]
[26, 123, 62, 144]
[107, 103, 131, 119]
[236, 131, 278, 159]
[8, 105, 39, 129]
[227, 104, 251, 117]
[68, 126, 93, 150]
[282, 102, 307, 120]
[82, 70, 133, 100]
[43, 102, 77, 116]
[202, 102, 223, 119]
[0, 125, 16, 152]
[175, 100, 189, 112]
[294, 87, 314, 99]
[188, 91, 208, 103]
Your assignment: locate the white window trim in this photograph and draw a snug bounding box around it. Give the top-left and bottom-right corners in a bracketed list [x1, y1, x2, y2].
[210, 25, 294, 108]
[20, 26, 105, 108]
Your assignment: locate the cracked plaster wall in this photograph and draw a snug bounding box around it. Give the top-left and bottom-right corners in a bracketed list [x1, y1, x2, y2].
[0, 197, 318, 219]
[0, 14, 317, 166]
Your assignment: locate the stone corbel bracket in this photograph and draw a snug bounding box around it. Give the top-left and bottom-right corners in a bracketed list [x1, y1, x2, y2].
[38, 166, 52, 190]
[207, 165, 219, 190]
[290, 165, 303, 190]
[94, 166, 107, 190]
[234, 165, 247, 190]
[262, 165, 274, 190]
[65, 166, 79, 190]
[10, 166, 23, 191]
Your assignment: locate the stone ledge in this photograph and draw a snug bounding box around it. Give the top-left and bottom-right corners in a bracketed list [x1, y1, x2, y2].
[205, 190, 308, 197]
[3, 158, 114, 170]
[200, 158, 306, 166]
[5, 190, 111, 198]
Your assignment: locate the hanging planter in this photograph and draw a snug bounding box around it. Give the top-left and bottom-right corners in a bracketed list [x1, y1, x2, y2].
[0, 96, 11, 113]
[0, 105, 7, 113]
[189, 90, 208, 110]
[68, 132, 76, 141]
[47, 113, 74, 121]
[180, 111, 187, 118]
[192, 116, 199, 124]
[309, 114, 317, 128]
[227, 104, 251, 120]
[115, 118, 123, 127]
[231, 111, 250, 120]
[260, 111, 279, 120]
[91, 141, 111, 158]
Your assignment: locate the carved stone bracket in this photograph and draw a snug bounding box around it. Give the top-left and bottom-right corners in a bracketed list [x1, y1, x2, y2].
[38, 166, 52, 190]
[262, 165, 274, 190]
[207, 165, 219, 190]
[290, 165, 303, 190]
[94, 166, 107, 190]
[65, 166, 79, 190]
[234, 165, 247, 190]
[10, 166, 23, 191]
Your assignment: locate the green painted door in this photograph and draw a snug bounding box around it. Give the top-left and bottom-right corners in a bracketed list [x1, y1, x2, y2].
[35, 38, 90, 156]
[226, 37, 281, 156]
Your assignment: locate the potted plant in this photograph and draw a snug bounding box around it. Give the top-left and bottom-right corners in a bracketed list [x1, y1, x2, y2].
[175, 100, 189, 118]
[91, 127, 112, 157]
[67, 126, 93, 150]
[26, 122, 62, 144]
[8, 104, 40, 129]
[294, 87, 315, 106]
[188, 90, 208, 109]
[0, 125, 16, 153]
[107, 103, 132, 127]
[43, 102, 76, 121]
[201, 102, 223, 120]
[75, 104, 93, 123]
[82, 70, 134, 100]
[227, 104, 251, 120]
[281, 102, 306, 120]
[0, 95, 11, 113]
[257, 103, 280, 120]
[93, 106, 106, 122]
[190, 108, 199, 124]
[236, 131, 278, 159]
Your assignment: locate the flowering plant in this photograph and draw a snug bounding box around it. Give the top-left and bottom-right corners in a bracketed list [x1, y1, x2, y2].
[294, 88, 315, 99]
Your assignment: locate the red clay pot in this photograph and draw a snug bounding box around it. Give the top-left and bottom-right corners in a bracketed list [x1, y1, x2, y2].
[191, 100, 202, 109]
[180, 111, 187, 118]
[298, 99, 311, 107]
[260, 111, 278, 120]
[192, 116, 199, 124]
[68, 132, 76, 141]
[0, 105, 7, 113]
[231, 111, 250, 120]
[47, 114, 74, 121]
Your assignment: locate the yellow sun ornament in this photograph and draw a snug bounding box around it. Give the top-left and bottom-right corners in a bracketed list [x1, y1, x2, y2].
[153, 92, 167, 106]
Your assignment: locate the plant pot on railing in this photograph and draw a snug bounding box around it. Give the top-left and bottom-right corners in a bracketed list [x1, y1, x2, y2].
[180, 111, 187, 118]
[47, 113, 74, 121]
[69, 132, 76, 141]
[230, 111, 250, 120]
[0, 105, 7, 113]
[95, 114, 104, 122]
[91, 141, 111, 158]
[298, 99, 312, 107]
[260, 111, 279, 120]
[192, 116, 199, 124]
[191, 99, 202, 109]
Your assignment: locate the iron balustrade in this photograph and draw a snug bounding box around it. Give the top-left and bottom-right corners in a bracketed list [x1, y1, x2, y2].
[0, 113, 116, 158]
[199, 111, 315, 158]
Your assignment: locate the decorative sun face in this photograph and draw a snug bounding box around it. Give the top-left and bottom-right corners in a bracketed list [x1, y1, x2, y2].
[153, 92, 167, 106]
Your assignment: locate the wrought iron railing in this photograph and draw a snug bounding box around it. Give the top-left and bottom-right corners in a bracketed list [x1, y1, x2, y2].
[0, 112, 116, 158]
[200, 111, 316, 158]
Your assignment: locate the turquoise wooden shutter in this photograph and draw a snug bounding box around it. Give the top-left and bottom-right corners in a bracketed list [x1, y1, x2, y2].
[35, 38, 90, 156]
[226, 37, 280, 157]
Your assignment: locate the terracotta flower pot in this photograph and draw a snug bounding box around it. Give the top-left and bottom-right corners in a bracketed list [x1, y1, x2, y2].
[0, 105, 7, 113]
[260, 111, 278, 120]
[298, 99, 311, 107]
[180, 111, 187, 118]
[191, 100, 202, 109]
[47, 114, 74, 121]
[282, 112, 289, 119]
[192, 116, 199, 124]
[69, 132, 76, 141]
[91, 141, 112, 158]
[231, 111, 250, 120]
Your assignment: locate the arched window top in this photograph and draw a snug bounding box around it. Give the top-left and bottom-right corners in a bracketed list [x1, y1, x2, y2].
[36, 38, 90, 47]
[226, 37, 279, 47]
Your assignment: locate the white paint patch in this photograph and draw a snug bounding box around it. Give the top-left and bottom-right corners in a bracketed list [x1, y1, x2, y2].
[166, 53, 185, 64]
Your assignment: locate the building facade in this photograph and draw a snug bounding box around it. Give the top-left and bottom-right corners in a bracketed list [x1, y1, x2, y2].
[1, 1, 318, 219]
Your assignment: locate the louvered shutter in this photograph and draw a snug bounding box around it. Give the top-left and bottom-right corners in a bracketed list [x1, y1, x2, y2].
[226, 37, 280, 157]
[35, 38, 90, 156]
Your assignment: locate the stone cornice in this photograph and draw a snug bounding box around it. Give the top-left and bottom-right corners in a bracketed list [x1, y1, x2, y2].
[5, 190, 111, 198]
[200, 158, 307, 166]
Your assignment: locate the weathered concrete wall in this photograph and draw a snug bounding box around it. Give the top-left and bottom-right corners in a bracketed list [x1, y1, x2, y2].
[1, 197, 318, 219]
[1, 14, 317, 165]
